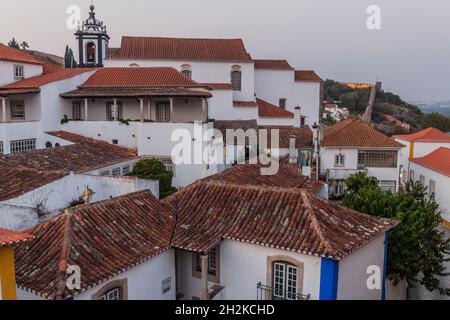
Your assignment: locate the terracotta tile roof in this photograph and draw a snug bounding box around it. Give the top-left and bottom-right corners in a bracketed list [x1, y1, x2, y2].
[165, 181, 398, 259]
[322, 119, 404, 148]
[394, 127, 450, 143]
[0, 228, 33, 247]
[201, 83, 233, 90]
[0, 43, 43, 65]
[0, 131, 138, 202]
[214, 120, 258, 142]
[411, 147, 450, 177]
[107, 36, 252, 62]
[325, 104, 338, 109]
[24, 50, 64, 74]
[254, 59, 294, 70]
[203, 160, 324, 193]
[295, 70, 323, 82]
[79, 67, 206, 88]
[0, 68, 92, 91]
[233, 100, 258, 107]
[259, 125, 313, 149]
[257, 98, 294, 118]
[15, 190, 175, 299]
[61, 87, 212, 98]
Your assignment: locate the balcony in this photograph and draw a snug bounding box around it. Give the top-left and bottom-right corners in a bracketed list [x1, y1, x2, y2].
[326, 168, 368, 181]
[256, 283, 310, 301]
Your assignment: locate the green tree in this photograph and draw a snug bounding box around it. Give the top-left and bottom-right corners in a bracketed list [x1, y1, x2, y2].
[343, 172, 450, 295]
[127, 159, 178, 198]
[20, 41, 29, 50]
[422, 112, 450, 132]
[8, 37, 20, 49]
[64, 45, 78, 68]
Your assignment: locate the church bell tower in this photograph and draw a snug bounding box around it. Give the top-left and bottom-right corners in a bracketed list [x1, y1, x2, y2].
[75, 4, 109, 68]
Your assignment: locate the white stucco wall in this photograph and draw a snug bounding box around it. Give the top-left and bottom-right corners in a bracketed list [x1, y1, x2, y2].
[0, 173, 159, 231]
[337, 234, 386, 300]
[254, 69, 320, 127]
[0, 60, 43, 86]
[178, 240, 322, 300]
[409, 162, 450, 222]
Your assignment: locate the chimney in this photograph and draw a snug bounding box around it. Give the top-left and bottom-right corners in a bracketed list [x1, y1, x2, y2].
[289, 135, 298, 164]
[295, 106, 302, 128]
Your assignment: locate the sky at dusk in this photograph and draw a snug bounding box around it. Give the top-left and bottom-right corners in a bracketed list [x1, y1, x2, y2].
[1, 0, 449, 102]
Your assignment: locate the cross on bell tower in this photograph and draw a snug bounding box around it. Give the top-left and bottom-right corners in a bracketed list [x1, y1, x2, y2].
[75, 4, 110, 68]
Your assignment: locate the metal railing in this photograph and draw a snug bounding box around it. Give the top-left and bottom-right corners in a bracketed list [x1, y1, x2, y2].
[256, 283, 310, 301]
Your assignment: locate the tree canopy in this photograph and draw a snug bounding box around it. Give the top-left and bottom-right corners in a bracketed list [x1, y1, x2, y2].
[343, 172, 450, 296]
[127, 159, 178, 198]
[422, 112, 450, 133]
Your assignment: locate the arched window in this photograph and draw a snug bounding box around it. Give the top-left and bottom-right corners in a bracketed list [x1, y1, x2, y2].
[267, 256, 304, 300]
[231, 65, 242, 91]
[129, 63, 140, 67]
[86, 42, 96, 64]
[45, 141, 52, 148]
[181, 64, 192, 79]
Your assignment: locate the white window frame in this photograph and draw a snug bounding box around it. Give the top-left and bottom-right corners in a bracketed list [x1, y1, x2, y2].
[99, 287, 121, 300]
[122, 165, 131, 175]
[0, 141, 3, 155]
[334, 154, 345, 167]
[429, 179, 436, 195]
[111, 167, 121, 176]
[419, 175, 425, 186]
[100, 170, 110, 176]
[72, 102, 81, 120]
[409, 170, 415, 182]
[14, 64, 24, 80]
[272, 262, 298, 300]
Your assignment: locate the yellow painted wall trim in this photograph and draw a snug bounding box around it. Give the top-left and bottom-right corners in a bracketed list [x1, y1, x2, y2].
[409, 142, 415, 160]
[0, 247, 17, 300]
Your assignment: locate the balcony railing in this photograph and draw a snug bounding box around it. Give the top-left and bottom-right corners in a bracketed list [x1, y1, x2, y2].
[256, 283, 310, 301]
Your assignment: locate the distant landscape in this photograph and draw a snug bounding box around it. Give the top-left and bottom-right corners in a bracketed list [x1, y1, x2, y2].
[413, 101, 450, 117]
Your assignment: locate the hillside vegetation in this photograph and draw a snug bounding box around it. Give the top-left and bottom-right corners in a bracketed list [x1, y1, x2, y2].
[323, 80, 450, 134]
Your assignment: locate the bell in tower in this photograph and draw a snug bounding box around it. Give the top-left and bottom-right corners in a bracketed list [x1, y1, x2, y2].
[75, 4, 110, 68]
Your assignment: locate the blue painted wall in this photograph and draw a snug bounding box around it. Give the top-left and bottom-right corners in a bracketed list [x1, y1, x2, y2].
[319, 258, 339, 300]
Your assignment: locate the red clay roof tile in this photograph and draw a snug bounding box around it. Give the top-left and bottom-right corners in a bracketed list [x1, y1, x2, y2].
[254, 59, 294, 70]
[257, 98, 294, 118]
[322, 119, 404, 148]
[295, 70, 323, 82]
[108, 36, 252, 62]
[0, 44, 43, 65]
[15, 190, 175, 299]
[411, 147, 450, 177]
[0, 228, 33, 247]
[395, 127, 450, 143]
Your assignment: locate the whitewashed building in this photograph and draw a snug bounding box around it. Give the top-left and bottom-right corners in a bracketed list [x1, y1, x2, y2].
[394, 127, 450, 184]
[320, 119, 405, 196]
[14, 180, 397, 300]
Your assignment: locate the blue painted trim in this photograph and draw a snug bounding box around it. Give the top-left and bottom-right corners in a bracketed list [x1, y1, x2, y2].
[381, 232, 389, 300]
[319, 258, 339, 300]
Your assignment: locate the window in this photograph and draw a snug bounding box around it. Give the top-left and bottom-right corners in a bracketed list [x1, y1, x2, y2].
[336, 183, 346, 196]
[106, 102, 123, 121]
[231, 66, 242, 91]
[358, 150, 398, 168]
[300, 117, 306, 126]
[99, 287, 121, 300]
[379, 180, 396, 192]
[273, 262, 298, 300]
[72, 102, 81, 120]
[100, 170, 110, 176]
[279, 99, 287, 109]
[112, 139, 118, 145]
[14, 65, 24, 80]
[334, 154, 345, 167]
[0, 141, 3, 155]
[419, 175, 425, 186]
[45, 141, 53, 148]
[10, 139, 36, 154]
[86, 42, 96, 64]
[181, 64, 192, 79]
[112, 167, 121, 176]
[192, 247, 220, 282]
[429, 180, 436, 194]
[92, 279, 128, 300]
[10, 101, 25, 120]
[122, 165, 131, 175]
[409, 170, 415, 182]
[157, 103, 170, 123]
[162, 277, 171, 295]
